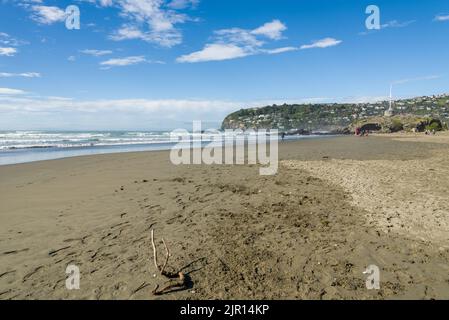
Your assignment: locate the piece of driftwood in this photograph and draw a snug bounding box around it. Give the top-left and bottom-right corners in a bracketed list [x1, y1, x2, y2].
[150, 229, 187, 295]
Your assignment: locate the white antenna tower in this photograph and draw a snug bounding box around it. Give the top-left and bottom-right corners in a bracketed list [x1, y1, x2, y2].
[389, 84, 392, 110]
[385, 84, 394, 116]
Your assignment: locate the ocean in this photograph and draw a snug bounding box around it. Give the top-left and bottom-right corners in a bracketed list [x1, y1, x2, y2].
[0, 130, 326, 166]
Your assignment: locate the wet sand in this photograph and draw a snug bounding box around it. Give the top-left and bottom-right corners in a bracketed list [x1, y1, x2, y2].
[1, 134, 449, 299]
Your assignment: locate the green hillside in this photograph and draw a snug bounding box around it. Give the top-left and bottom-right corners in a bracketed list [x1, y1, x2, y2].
[221, 94, 449, 132]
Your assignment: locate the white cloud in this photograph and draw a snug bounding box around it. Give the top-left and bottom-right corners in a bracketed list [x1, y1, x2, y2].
[0, 95, 236, 129]
[381, 20, 415, 29]
[0, 47, 17, 56]
[100, 55, 147, 67]
[264, 47, 298, 54]
[0, 33, 26, 56]
[434, 14, 449, 22]
[0, 72, 41, 78]
[0, 32, 25, 46]
[98, 0, 113, 6]
[167, 0, 199, 9]
[78, 0, 113, 6]
[14, 0, 43, 8]
[214, 28, 264, 47]
[80, 49, 114, 56]
[101, 0, 193, 47]
[177, 44, 250, 63]
[19, 0, 197, 46]
[109, 25, 144, 40]
[359, 20, 415, 35]
[10, 98, 236, 113]
[109, 24, 182, 47]
[300, 38, 342, 50]
[177, 19, 291, 63]
[0, 88, 27, 95]
[251, 20, 286, 40]
[30, 5, 66, 25]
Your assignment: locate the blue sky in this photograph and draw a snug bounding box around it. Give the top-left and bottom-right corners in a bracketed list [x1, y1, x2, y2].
[0, 0, 448, 130]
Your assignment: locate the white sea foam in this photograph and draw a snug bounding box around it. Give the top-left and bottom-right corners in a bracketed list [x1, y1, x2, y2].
[0, 130, 225, 150]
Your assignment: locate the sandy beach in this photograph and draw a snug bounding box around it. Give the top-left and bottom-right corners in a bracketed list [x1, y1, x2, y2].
[1, 134, 449, 299]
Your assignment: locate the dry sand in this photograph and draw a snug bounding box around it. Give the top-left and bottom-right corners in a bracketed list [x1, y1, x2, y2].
[1, 134, 449, 299]
[284, 136, 449, 246]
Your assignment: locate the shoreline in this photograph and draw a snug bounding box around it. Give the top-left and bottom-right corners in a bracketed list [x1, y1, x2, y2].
[0, 134, 337, 167]
[2, 130, 446, 167]
[1, 135, 449, 299]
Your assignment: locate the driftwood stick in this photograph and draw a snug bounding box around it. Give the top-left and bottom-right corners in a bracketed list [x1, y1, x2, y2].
[151, 229, 159, 272]
[150, 229, 188, 296]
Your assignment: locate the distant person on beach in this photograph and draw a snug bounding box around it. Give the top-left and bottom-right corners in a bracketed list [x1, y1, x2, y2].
[281, 132, 285, 141]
